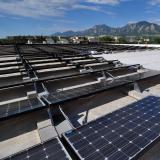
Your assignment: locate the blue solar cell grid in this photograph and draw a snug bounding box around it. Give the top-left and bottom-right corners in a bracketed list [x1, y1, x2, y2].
[64, 96, 160, 160]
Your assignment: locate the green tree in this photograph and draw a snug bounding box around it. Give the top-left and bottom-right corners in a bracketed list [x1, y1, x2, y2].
[118, 37, 127, 44]
[153, 37, 160, 44]
[99, 36, 113, 43]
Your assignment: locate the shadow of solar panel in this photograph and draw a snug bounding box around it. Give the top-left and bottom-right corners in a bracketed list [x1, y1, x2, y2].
[0, 98, 45, 120]
[63, 96, 160, 160]
[4, 137, 71, 160]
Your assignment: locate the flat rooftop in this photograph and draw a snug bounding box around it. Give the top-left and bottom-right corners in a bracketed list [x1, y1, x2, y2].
[99, 49, 160, 70]
[0, 44, 160, 160]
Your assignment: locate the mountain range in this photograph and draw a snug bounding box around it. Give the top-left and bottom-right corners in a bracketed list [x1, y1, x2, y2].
[54, 21, 160, 36]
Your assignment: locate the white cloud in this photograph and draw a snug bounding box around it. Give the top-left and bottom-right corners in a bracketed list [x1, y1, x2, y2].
[0, 0, 76, 18]
[148, 18, 160, 25]
[85, 0, 131, 5]
[149, 0, 160, 5]
[73, 4, 101, 11]
[0, 0, 125, 18]
[85, 0, 120, 5]
[73, 4, 114, 15]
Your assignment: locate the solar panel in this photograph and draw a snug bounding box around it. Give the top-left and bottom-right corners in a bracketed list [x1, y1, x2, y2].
[63, 96, 160, 160]
[5, 137, 71, 160]
[0, 97, 45, 120]
[42, 80, 128, 105]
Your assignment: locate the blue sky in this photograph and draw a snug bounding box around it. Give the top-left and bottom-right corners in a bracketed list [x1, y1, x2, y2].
[0, 0, 160, 37]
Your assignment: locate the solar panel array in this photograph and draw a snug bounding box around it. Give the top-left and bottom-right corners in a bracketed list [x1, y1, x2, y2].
[43, 80, 127, 105]
[0, 44, 160, 160]
[18, 44, 125, 80]
[0, 45, 28, 89]
[0, 44, 157, 121]
[64, 96, 160, 160]
[45, 44, 152, 54]
[0, 97, 45, 119]
[15, 44, 145, 85]
[5, 137, 71, 160]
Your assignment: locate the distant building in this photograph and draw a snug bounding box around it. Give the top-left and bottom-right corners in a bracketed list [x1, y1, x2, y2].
[70, 36, 88, 44]
[57, 36, 70, 44]
[45, 37, 55, 44]
[125, 36, 137, 43]
[27, 39, 32, 44]
[113, 36, 119, 43]
[87, 36, 99, 43]
[144, 38, 150, 44]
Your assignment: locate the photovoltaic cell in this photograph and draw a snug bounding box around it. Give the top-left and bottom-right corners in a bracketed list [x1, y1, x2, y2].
[0, 98, 45, 120]
[64, 96, 160, 160]
[5, 137, 71, 160]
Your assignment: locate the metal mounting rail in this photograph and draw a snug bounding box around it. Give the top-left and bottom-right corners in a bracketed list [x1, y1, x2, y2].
[38, 64, 142, 82]
[16, 45, 38, 79]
